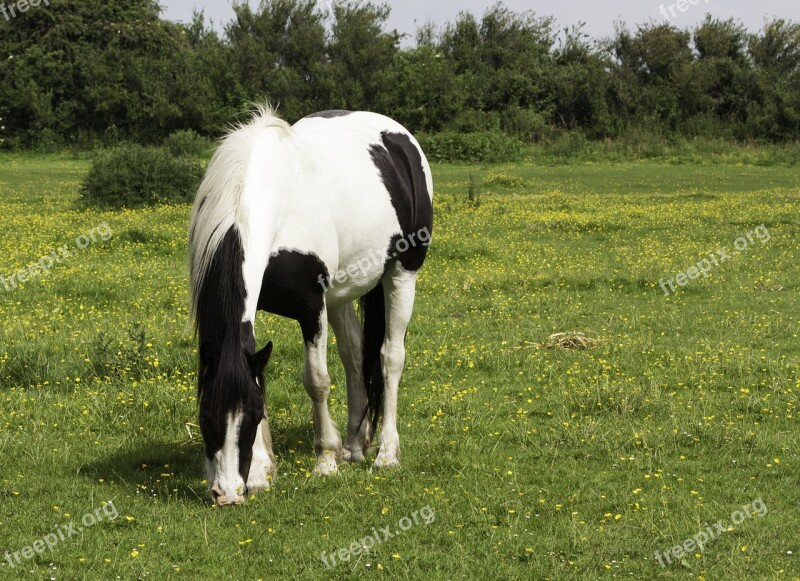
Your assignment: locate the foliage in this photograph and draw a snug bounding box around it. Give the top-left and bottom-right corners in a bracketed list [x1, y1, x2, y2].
[417, 131, 524, 163]
[0, 1, 232, 148]
[79, 145, 204, 208]
[482, 170, 525, 190]
[327, 1, 400, 112]
[164, 130, 214, 159]
[225, 0, 329, 122]
[90, 323, 151, 381]
[1, 1, 800, 148]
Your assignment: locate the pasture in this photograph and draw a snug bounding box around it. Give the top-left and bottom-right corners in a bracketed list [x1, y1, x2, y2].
[0, 153, 798, 579]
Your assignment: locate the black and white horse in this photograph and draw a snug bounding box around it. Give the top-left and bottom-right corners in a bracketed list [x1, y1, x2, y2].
[189, 107, 433, 506]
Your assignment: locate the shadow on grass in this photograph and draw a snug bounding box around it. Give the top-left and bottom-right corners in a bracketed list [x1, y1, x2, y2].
[79, 420, 317, 505]
[79, 440, 209, 505]
[271, 419, 315, 457]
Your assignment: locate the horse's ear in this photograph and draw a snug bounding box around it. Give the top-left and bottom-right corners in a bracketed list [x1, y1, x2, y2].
[250, 341, 273, 376]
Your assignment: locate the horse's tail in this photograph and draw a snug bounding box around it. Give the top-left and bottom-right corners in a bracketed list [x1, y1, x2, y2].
[360, 282, 386, 439]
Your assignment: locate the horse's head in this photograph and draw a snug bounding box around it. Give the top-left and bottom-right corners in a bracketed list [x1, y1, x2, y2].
[198, 339, 272, 507]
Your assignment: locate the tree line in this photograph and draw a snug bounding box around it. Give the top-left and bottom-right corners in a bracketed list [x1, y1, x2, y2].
[1, 0, 799, 149]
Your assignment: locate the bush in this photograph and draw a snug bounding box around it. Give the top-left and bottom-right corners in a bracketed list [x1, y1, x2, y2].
[482, 170, 526, 190]
[164, 129, 214, 158]
[89, 323, 150, 381]
[542, 131, 592, 158]
[446, 109, 501, 133]
[80, 144, 204, 209]
[418, 131, 525, 163]
[501, 106, 552, 143]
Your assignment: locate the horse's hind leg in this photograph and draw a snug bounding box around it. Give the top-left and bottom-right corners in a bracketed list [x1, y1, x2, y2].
[375, 264, 419, 469]
[329, 302, 370, 462]
[302, 308, 342, 476]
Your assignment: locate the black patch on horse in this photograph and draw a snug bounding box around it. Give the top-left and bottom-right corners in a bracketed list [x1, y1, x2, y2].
[195, 227, 266, 476]
[304, 110, 353, 119]
[258, 250, 329, 344]
[369, 132, 434, 272]
[240, 321, 256, 353]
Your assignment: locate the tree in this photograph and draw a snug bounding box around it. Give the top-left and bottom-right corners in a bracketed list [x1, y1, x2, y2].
[747, 20, 800, 139]
[225, 0, 328, 122]
[0, 0, 226, 146]
[390, 43, 463, 133]
[606, 23, 693, 133]
[439, 4, 554, 134]
[689, 17, 750, 134]
[552, 24, 613, 136]
[327, 1, 400, 112]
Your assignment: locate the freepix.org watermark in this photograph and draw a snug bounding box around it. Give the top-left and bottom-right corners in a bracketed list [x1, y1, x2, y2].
[655, 498, 767, 567]
[3, 501, 119, 569]
[659, 0, 710, 21]
[0, 222, 113, 293]
[321, 504, 435, 569]
[0, 0, 49, 22]
[318, 226, 431, 292]
[659, 224, 770, 296]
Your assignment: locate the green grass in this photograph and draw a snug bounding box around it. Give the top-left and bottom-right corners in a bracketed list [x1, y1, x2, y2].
[0, 153, 798, 579]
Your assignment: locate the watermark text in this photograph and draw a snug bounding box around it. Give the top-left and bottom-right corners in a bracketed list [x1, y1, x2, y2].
[321, 504, 435, 569]
[3, 501, 119, 569]
[0, 222, 113, 293]
[660, 0, 710, 21]
[318, 226, 431, 292]
[655, 498, 767, 567]
[1, 0, 50, 22]
[659, 224, 770, 296]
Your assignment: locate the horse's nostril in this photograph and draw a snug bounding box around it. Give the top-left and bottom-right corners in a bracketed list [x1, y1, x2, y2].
[211, 485, 245, 507]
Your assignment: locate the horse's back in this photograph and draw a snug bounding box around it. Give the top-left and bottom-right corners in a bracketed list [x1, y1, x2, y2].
[292, 110, 433, 231]
[293, 111, 432, 190]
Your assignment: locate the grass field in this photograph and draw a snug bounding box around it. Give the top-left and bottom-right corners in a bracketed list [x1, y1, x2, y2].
[0, 153, 798, 579]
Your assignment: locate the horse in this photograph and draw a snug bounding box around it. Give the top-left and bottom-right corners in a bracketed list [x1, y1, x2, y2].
[188, 106, 433, 506]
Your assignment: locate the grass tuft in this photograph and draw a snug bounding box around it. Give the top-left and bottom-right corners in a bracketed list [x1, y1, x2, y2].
[537, 331, 601, 350]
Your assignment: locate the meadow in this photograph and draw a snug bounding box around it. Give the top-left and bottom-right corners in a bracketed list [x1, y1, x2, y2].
[0, 153, 798, 579]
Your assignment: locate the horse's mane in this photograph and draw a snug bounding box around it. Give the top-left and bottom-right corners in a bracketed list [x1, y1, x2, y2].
[188, 103, 291, 322]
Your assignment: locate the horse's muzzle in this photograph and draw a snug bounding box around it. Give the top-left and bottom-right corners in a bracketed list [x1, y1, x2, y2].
[211, 485, 246, 507]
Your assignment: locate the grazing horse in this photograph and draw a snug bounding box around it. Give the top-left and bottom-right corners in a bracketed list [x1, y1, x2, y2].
[189, 106, 433, 506]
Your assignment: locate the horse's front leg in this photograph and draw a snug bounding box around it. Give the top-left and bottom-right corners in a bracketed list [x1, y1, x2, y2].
[242, 321, 277, 496]
[303, 307, 342, 476]
[247, 414, 277, 494]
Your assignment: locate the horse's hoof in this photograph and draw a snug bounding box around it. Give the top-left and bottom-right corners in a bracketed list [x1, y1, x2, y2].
[247, 472, 274, 496]
[342, 446, 366, 463]
[314, 450, 339, 476]
[373, 449, 400, 469]
[247, 456, 276, 495]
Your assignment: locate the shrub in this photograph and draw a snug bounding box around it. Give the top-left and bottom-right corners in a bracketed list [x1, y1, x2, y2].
[544, 131, 592, 158]
[482, 170, 526, 190]
[89, 323, 150, 381]
[501, 106, 552, 143]
[164, 129, 214, 158]
[80, 144, 204, 209]
[446, 109, 501, 133]
[418, 131, 525, 163]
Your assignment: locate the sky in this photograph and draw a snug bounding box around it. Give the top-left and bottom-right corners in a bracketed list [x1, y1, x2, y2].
[159, 0, 800, 43]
